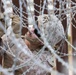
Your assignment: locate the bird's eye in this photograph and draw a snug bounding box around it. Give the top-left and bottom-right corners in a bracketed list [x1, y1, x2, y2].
[34, 29, 41, 37]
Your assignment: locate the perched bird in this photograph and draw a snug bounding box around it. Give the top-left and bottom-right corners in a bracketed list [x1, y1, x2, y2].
[37, 14, 65, 48]
[25, 14, 65, 50]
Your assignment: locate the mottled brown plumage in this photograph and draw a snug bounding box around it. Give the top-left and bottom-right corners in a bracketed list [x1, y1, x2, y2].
[0, 13, 20, 38]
